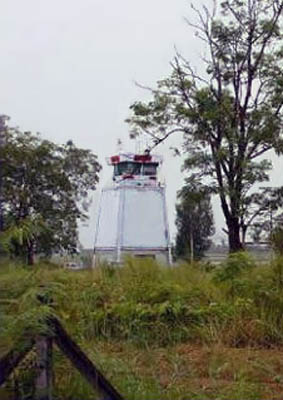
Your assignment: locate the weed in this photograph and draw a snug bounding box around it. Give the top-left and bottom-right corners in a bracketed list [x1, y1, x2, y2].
[2, 257, 283, 398]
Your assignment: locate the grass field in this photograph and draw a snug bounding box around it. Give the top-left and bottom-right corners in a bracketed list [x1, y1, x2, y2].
[2, 254, 283, 399]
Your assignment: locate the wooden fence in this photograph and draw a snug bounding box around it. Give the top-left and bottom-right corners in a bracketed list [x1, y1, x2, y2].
[0, 314, 125, 400]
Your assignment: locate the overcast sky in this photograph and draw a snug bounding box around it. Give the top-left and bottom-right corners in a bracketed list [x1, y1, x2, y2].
[1, 0, 282, 248]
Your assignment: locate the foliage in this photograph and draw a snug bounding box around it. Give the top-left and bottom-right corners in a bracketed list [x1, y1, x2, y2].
[214, 251, 256, 299]
[0, 215, 47, 257]
[215, 251, 256, 282]
[270, 226, 283, 255]
[174, 184, 215, 260]
[2, 257, 283, 398]
[1, 256, 283, 349]
[127, 0, 283, 252]
[0, 116, 101, 261]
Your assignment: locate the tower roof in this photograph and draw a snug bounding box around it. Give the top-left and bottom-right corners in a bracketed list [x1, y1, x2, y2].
[106, 152, 163, 165]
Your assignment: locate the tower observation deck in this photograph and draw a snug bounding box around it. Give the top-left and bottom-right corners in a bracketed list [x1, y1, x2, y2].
[93, 152, 171, 265]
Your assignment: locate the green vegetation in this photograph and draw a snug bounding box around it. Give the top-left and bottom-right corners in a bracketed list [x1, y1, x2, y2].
[2, 255, 283, 399]
[175, 184, 215, 261]
[0, 115, 101, 264]
[127, 0, 283, 252]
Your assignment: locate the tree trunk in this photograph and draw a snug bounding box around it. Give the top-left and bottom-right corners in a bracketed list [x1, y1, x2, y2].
[190, 231, 194, 263]
[227, 217, 243, 252]
[241, 225, 248, 248]
[27, 240, 35, 265]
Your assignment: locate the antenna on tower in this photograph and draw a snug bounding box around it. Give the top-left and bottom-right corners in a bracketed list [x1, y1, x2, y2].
[116, 138, 123, 153]
[135, 138, 141, 154]
[135, 133, 152, 154]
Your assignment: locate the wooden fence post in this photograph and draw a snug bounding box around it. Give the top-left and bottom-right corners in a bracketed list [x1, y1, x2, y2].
[35, 336, 53, 400]
[1, 289, 125, 400]
[51, 317, 125, 400]
[35, 287, 53, 400]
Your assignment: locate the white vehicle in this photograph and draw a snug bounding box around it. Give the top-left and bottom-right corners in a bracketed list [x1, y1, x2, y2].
[65, 261, 83, 270]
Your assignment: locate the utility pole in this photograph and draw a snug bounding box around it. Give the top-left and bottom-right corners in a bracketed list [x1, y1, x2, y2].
[190, 231, 194, 263]
[0, 116, 6, 232]
[269, 205, 273, 235]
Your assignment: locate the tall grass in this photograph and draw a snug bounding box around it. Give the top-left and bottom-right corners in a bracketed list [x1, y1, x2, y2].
[2, 255, 283, 349]
[2, 254, 283, 399]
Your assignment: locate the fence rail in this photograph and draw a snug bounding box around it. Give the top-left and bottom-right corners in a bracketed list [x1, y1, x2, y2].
[0, 337, 34, 386]
[0, 315, 125, 400]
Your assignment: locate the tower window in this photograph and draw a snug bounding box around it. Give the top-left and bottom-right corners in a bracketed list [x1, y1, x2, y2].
[143, 163, 158, 176]
[114, 162, 141, 176]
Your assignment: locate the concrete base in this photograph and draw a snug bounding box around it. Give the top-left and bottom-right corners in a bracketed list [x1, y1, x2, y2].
[93, 248, 171, 266]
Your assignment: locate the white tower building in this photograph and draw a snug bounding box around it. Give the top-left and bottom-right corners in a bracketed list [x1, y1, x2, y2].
[93, 152, 171, 265]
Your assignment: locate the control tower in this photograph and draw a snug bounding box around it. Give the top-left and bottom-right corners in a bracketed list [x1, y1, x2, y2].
[93, 152, 171, 265]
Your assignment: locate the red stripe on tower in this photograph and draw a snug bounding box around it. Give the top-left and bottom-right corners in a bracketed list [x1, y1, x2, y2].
[110, 155, 120, 164]
[134, 154, 152, 162]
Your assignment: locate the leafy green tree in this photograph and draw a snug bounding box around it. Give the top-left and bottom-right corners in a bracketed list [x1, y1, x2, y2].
[0, 215, 47, 264]
[174, 185, 215, 261]
[0, 118, 101, 263]
[127, 0, 283, 252]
